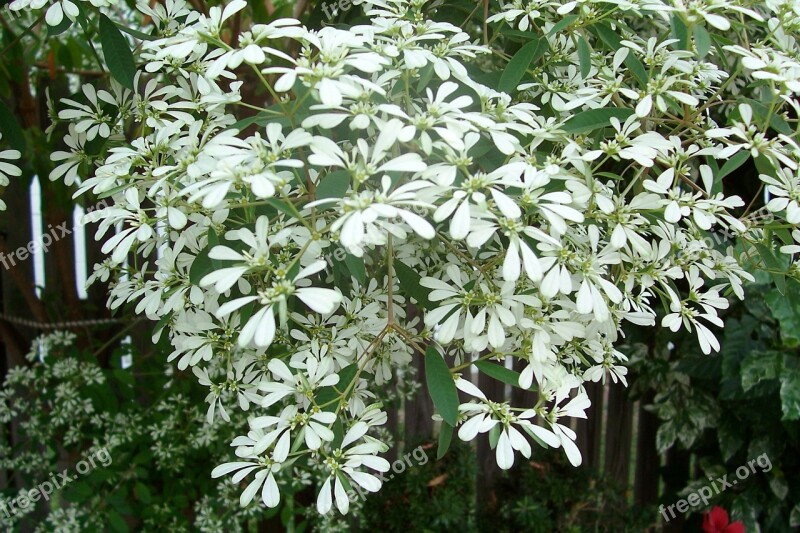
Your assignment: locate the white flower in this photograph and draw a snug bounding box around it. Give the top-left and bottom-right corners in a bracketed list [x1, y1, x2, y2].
[0, 133, 21, 210]
[316, 422, 390, 514]
[217, 260, 342, 348]
[762, 167, 800, 224]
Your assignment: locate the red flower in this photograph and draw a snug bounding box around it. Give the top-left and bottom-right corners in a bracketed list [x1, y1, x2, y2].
[703, 506, 744, 533]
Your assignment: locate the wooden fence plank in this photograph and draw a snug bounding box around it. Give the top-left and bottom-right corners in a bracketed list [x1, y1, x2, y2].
[604, 383, 634, 487]
[634, 391, 660, 506]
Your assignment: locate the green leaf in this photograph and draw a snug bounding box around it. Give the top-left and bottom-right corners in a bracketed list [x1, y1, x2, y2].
[498, 38, 546, 94]
[114, 22, 156, 41]
[474, 360, 527, 389]
[780, 356, 800, 420]
[562, 108, 634, 134]
[694, 25, 711, 58]
[765, 286, 800, 346]
[316, 363, 358, 412]
[0, 100, 25, 152]
[716, 150, 749, 182]
[64, 480, 93, 503]
[315, 170, 350, 199]
[488, 424, 501, 449]
[656, 420, 677, 453]
[755, 242, 786, 294]
[790, 504, 800, 528]
[577, 36, 591, 79]
[425, 346, 458, 426]
[107, 510, 129, 533]
[331, 418, 345, 449]
[99, 14, 136, 90]
[740, 351, 781, 392]
[265, 198, 297, 219]
[754, 154, 777, 177]
[591, 23, 648, 84]
[394, 260, 431, 308]
[548, 15, 579, 36]
[671, 15, 688, 50]
[416, 64, 435, 94]
[437, 422, 454, 459]
[47, 16, 73, 37]
[188, 230, 220, 285]
[769, 474, 789, 500]
[134, 482, 152, 504]
[499, 28, 540, 40]
[345, 254, 366, 285]
[743, 98, 793, 136]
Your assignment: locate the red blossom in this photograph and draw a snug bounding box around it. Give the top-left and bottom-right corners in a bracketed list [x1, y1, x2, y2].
[702, 506, 745, 533]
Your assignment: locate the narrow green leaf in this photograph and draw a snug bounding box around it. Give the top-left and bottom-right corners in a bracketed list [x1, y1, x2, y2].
[99, 13, 136, 90]
[488, 424, 501, 449]
[316, 363, 358, 411]
[107, 510, 129, 533]
[717, 150, 749, 182]
[416, 64, 435, 94]
[577, 36, 591, 79]
[47, 16, 73, 37]
[315, 170, 350, 199]
[0, 100, 25, 152]
[188, 230, 220, 285]
[499, 38, 545, 94]
[135, 482, 152, 504]
[754, 154, 777, 177]
[475, 360, 524, 388]
[562, 108, 634, 134]
[591, 23, 648, 84]
[425, 346, 459, 426]
[743, 98, 793, 136]
[548, 15, 579, 36]
[670, 15, 688, 50]
[754, 242, 786, 294]
[114, 22, 156, 41]
[394, 260, 431, 308]
[694, 25, 711, 58]
[437, 422, 454, 459]
[345, 254, 366, 285]
[499, 28, 540, 40]
[265, 198, 297, 219]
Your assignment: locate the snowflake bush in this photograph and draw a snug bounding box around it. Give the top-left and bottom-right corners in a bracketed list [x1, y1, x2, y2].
[7, 0, 800, 517]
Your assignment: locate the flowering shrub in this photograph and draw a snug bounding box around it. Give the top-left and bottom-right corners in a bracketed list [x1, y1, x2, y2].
[5, 0, 800, 517]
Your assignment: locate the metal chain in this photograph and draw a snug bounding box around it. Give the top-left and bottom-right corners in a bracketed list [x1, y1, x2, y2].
[0, 313, 126, 330]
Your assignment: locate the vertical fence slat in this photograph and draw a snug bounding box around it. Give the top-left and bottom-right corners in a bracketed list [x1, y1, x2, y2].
[575, 381, 605, 470]
[634, 391, 660, 506]
[604, 383, 634, 486]
[404, 350, 433, 445]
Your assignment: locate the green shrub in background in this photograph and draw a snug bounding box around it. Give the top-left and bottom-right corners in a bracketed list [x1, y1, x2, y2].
[0, 332, 267, 532]
[485, 455, 656, 533]
[628, 274, 800, 531]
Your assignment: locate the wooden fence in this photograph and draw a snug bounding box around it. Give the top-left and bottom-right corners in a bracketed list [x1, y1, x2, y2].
[389, 356, 688, 531]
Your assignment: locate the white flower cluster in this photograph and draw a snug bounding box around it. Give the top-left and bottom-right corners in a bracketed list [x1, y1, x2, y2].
[0, 133, 21, 211]
[25, 0, 800, 516]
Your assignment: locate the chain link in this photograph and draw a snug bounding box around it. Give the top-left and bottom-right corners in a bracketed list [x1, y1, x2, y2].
[0, 313, 127, 330]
